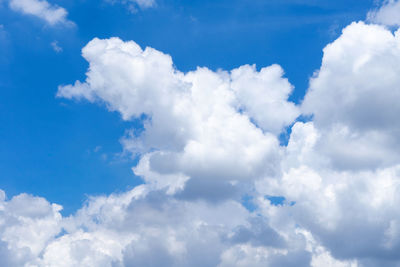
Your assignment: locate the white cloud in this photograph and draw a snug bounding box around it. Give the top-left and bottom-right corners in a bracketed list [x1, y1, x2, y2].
[51, 40, 62, 53]
[0, 187, 314, 266]
[3, 10, 400, 267]
[259, 124, 400, 265]
[0, 24, 7, 42]
[368, 0, 400, 26]
[302, 22, 400, 170]
[134, 0, 155, 8]
[9, 0, 73, 26]
[105, 0, 156, 12]
[0, 190, 63, 266]
[257, 21, 400, 266]
[53, 21, 400, 266]
[57, 37, 297, 199]
[231, 64, 300, 134]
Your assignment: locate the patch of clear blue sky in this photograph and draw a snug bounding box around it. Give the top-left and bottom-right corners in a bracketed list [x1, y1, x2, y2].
[0, 0, 376, 214]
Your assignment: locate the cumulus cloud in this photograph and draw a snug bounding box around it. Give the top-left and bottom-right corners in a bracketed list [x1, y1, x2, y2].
[0, 190, 63, 265]
[231, 64, 299, 134]
[3, 12, 400, 267]
[57, 37, 298, 198]
[259, 21, 400, 266]
[9, 0, 73, 26]
[368, 0, 400, 26]
[0, 187, 317, 266]
[301, 22, 400, 171]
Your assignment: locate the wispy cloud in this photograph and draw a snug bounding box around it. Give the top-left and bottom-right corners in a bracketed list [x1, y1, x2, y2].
[50, 40, 62, 52]
[105, 0, 156, 13]
[367, 0, 400, 26]
[9, 0, 74, 26]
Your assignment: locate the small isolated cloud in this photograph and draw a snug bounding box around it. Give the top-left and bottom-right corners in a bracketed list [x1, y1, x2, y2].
[0, 24, 10, 63]
[105, 0, 156, 13]
[367, 0, 400, 26]
[130, 0, 155, 8]
[0, 24, 5, 38]
[50, 40, 62, 53]
[9, 0, 73, 26]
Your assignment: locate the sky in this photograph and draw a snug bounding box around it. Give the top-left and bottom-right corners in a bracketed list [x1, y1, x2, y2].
[2, 0, 400, 266]
[0, 0, 377, 214]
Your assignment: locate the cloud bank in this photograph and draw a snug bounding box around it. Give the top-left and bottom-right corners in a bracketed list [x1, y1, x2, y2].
[3, 9, 400, 267]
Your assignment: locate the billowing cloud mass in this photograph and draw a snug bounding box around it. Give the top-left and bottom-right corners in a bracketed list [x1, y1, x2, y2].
[57, 37, 299, 200]
[368, 0, 400, 26]
[2, 5, 400, 267]
[9, 0, 72, 26]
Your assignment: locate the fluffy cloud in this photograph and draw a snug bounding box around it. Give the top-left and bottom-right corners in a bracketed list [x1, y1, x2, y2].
[368, 0, 400, 27]
[302, 22, 400, 170]
[0, 190, 62, 265]
[231, 64, 299, 134]
[3, 8, 400, 267]
[259, 121, 400, 266]
[258, 21, 400, 266]
[0, 187, 317, 266]
[9, 0, 73, 26]
[58, 37, 298, 199]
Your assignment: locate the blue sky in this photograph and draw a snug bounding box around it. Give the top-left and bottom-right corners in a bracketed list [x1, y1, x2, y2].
[3, 0, 400, 266]
[0, 0, 375, 215]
